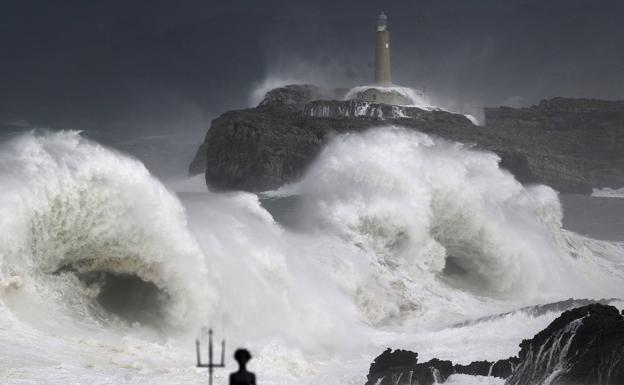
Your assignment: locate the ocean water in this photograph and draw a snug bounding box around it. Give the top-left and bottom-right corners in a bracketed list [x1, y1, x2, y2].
[0, 127, 622, 385]
[559, 194, 624, 241]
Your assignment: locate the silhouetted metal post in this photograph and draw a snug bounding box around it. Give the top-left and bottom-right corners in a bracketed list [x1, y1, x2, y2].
[196, 329, 225, 385]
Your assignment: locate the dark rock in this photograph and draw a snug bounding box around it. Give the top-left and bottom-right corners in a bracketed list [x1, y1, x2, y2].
[452, 357, 521, 379]
[189, 85, 472, 192]
[188, 141, 210, 176]
[505, 303, 624, 385]
[364, 303, 624, 385]
[303, 99, 428, 119]
[190, 85, 624, 193]
[195, 104, 318, 191]
[365, 349, 454, 385]
[484, 97, 624, 193]
[365, 349, 518, 385]
[424, 359, 454, 383]
[495, 151, 534, 185]
[258, 84, 346, 111]
[368, 348, 418, 375]
[491, 357, 521, 379]
[454, 360, 492, 377]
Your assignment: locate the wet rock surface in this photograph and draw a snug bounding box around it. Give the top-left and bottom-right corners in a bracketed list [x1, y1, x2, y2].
[365, 303, 624, 385]
[365, 348, 518, 385]
[506, 303, 624, 385]
[190, 85, 624, 193]
[365, 349, 450, 385]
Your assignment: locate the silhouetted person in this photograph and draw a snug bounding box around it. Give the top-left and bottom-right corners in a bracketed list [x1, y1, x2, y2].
[229, 348, 256, 385]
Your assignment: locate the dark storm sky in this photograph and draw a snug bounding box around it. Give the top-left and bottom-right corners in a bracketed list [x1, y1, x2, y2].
[2, 0, 624, 128]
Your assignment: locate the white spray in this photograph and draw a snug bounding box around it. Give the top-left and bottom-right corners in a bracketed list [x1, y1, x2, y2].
[0, 128, 622, 385]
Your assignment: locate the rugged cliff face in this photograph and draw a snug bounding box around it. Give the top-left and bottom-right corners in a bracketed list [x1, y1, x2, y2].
[483, 98, 624, 193]
[506, 303, 624, 385]
[190, 85, 624, 193]
[364, 348, 518, 385]
[189, 85, 472, 191]
[363, 303, 624, 385]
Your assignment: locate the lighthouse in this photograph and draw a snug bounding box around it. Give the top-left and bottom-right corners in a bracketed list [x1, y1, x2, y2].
[375, 12, 391, 85]
[354, 12, 415, 106]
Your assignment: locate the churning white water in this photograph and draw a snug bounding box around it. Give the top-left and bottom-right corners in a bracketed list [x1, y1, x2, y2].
[343, 86, 481, 125]
[0, 128, 622, 385]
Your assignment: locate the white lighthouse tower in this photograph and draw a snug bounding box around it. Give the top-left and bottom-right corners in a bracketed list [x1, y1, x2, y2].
[375, 12, 391, 85]
[355, 12, 415, 106]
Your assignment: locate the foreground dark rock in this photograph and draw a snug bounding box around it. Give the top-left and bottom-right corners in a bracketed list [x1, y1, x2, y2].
[190, 84, 624, 193]
[364, 348, 448, 385]
[365, 348, 517, 385]
[365, 303, 624, 385]
[506, 303, 624, 385]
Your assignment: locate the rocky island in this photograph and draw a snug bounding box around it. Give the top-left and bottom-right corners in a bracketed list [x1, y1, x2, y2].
[189, 84, 624, 194]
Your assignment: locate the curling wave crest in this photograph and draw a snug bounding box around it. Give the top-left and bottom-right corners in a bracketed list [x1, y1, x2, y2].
[0, 128, 622, 385]
[0, 131, 210, 330]
[277, 127, 621, 324]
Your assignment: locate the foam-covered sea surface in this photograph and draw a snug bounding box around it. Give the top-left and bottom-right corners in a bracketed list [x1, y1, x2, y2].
[0, 127, 623, 384]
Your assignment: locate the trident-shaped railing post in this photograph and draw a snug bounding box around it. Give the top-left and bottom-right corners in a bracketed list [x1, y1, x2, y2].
[196, 329, 225, 385]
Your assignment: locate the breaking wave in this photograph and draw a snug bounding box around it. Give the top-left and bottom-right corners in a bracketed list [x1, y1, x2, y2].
[275, 126, 622, 324]
[344, 86, 481, 125]
[0, 128, 622, 384]
[0, 131, 211, 331]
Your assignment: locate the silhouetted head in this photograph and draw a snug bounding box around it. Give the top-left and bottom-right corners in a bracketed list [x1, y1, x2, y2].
[234, 348, 252, 366]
